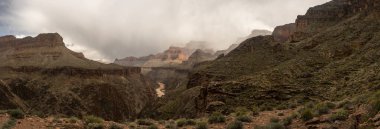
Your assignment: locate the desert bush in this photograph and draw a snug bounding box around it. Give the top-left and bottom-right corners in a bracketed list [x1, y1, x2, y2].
[277, 113, 284, 116]
[236, 115, 252, 122]
[1, 118, 17, 129]
[7, 109, 25, 119]
[282, 116, 293, 126]
[227, 121, 243, 129]
[305, 102, 315, 109]
[86, 123, 104, 129]
[330, 109, 349, 121]
[314, 103, 330, 116]
[369, 100, 380, 117]
[109, 124, 123, 129]
[326, 102, 336, 109]
[196, 122, 208, 129]
[276, 104, 288, 110]
[270, 117, 280, 123]
[235, 107, 249, 116]
[208, 112, 226, 124]
[137, 119, 153, 126]
[83, 115, 104, 124]
[68, 116, 79, 123]
[251, 106, 260, 116]
[176, 118, 196, 127]
[267, 122, 285, 129]
[337, 100, 352, 110]
[300, 109, 313, 121]
[147, 125, 158, 129]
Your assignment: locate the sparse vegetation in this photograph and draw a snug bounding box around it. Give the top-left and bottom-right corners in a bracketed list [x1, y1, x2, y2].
[147, 125, 158, 129]
[176, 118, 196, 127]
[270, 117, 280, 123]
[282, 116, 293, 126]
[109, 124, 123, 129]
[1, 118, 17, 129]
[196, 122, 208, 129]
[7, 109, 25, 119]
[208, 112, 226, 124]
[299, 109, 313, 121]
[227, 121, 243, 129]
[235, 107, 249, 116]
[69, 116, 79, 123]
[86, 123, 104, 129]
[137, 119, 154, 126]
[236, 115, 252, 122]
[313, 103, 330, 116]
[83, 115, 104, 124]
[329, 109, 349, 121]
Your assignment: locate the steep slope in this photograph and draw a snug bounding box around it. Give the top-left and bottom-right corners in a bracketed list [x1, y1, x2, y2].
[188, 0, 380, 114]
[0, 33, 156, 121]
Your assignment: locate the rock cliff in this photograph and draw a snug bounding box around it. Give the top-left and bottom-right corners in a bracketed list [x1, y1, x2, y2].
[0, 33, 156, 121]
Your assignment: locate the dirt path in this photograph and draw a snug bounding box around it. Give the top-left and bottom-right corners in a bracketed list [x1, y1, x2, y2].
[156, 82, 166, 97]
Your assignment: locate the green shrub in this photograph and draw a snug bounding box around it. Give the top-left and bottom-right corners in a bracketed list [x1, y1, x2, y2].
[137, 119, 153, 126]
[1, 118, 17, 129]
[227, 121, 243, 129]
[270, 117, 280, 123]
[235, 107, 249, 116]
[300, 109, 313, 121]
[252, 106, 260, 116]
[276, 104, 288, 110]
[369, 100, 380, 116]
[337, 100, 352, 109]
[267, 122, 285, 129]
[196, 122, 208, 129]
[83, 115, 104, 124]
[330, 109, 349, 121]
[326, 102, 336, 109]
[68, 116, 79, 123]
[147, 125, 158, 129]
[305, 102, 315, 109]
[282, 116, 293, 126]
[7, 109, 25, 119]
[86, 123, 104, 129]
[176, 118, 196, 127]
[109, 124, 123, 129]
[314, 103, 330, 116]
[208, 112, 226, 124]
[236, 115, 252, 122]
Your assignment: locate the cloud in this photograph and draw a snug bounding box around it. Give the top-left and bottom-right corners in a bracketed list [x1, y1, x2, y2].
[1, 0, 330, 62]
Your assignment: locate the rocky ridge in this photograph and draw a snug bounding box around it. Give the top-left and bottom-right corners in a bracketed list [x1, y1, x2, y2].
[186, 0, 380, 115]
[0, 33, 156, 121]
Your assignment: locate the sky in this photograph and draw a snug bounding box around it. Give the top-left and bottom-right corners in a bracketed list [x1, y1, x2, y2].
[0, 0, 330, 62]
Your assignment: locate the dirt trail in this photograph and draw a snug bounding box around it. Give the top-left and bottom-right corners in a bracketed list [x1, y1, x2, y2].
[156, 82, 166, 97]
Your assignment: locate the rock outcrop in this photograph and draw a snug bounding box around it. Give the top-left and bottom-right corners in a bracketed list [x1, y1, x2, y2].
[272, 23, 296, 42]
[0, 33, 156, 121]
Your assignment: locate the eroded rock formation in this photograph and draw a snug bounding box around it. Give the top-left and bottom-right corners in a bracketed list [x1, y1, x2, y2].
[0, 33, 156, 121]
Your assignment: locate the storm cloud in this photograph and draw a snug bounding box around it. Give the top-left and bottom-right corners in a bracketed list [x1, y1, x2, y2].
[0, 0, 330, 62]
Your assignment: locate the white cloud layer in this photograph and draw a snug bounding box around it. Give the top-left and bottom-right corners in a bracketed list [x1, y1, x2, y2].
[1, 0, 330, 62]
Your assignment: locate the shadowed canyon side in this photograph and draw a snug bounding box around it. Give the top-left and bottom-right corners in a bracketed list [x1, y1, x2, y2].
[0, 33, 157, 121]
[186, 0, 380, 115]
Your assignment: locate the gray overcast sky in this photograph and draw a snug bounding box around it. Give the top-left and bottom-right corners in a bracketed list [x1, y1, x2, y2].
[0, 0, 330, 62]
